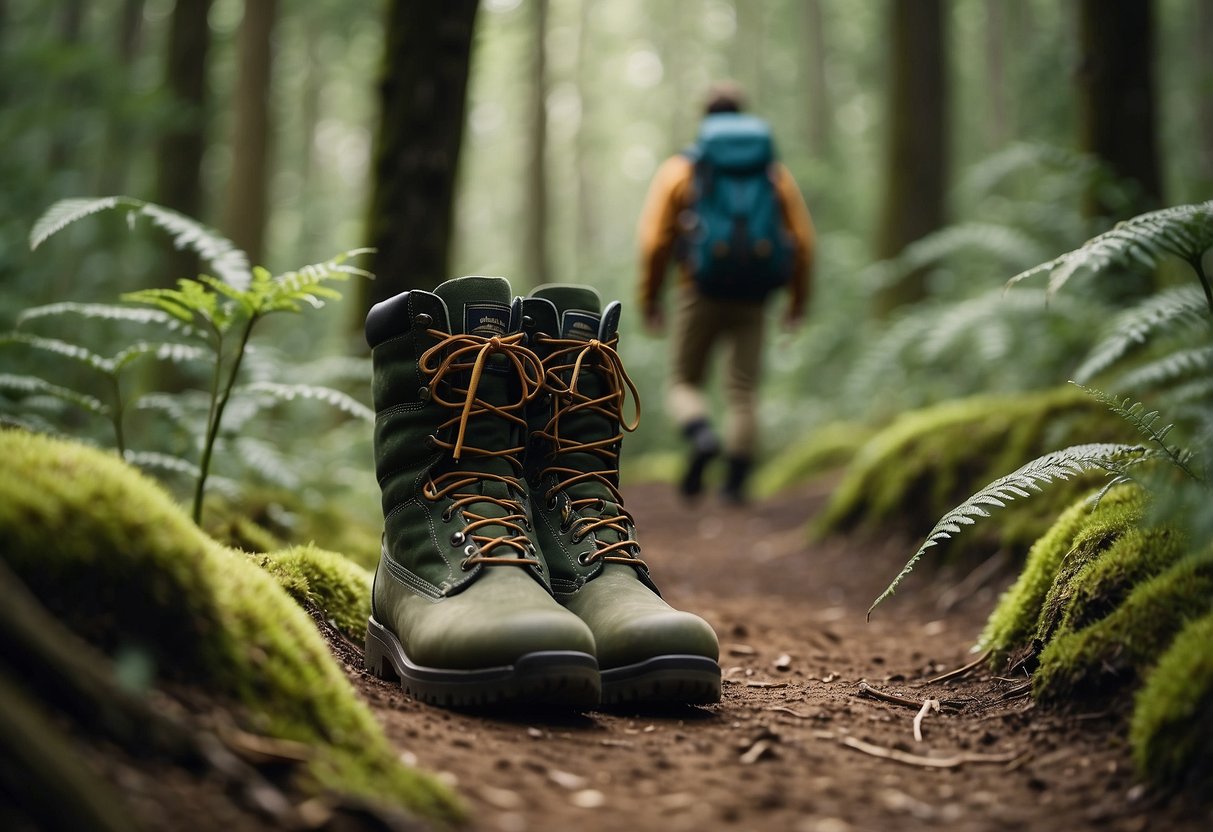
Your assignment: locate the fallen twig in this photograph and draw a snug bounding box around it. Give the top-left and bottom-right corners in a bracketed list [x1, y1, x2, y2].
[857, 681, 963, 711]
[764, 705, 812, 719]
[913, 699, 940, 742]
[840, 736, 1019, 769]
[918, 648, 992, 686]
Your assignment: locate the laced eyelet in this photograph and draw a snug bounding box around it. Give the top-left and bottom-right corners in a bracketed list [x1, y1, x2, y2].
[570, 531, 584, 544]
[546, 494, 558, 511]
[441, 506, 453, 522]
[594, 498, 606, 511]
[577, 552, 593, 566]
[419, 385, 431, 402]
[423, 484, 437, 500]
[464, 544, 478, 558]
[450, 531, 465, 546]
[459, 558, 473, 571]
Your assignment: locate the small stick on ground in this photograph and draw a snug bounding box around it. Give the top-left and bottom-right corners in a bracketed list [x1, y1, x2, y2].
[913, 698, 940, 742]
[857, 681, 963, 711]
[918, 648, 992, 686]
[841, 736, 1018, 769]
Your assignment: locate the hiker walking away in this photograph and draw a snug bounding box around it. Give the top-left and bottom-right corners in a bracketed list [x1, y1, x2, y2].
[637, 82, 815, 504]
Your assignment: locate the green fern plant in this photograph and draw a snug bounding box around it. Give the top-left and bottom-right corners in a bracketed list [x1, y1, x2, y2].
[11, 196, 373, 524]
[871, 200, 1213, 616]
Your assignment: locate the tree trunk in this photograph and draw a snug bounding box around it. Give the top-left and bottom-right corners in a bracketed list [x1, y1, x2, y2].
[1195, 0, 1213, 192]
[1076, 0, 1163, 218]
[49, 0, 86, 172]
[873, 0, 949, 316]
[732, 0, 763, 104]
[801, 0, 832, 159]
[154, 0, 213, 284]
[984, 0, 1007, 149]
[522, 0, 550, 289]
[364, 0, 478, 306]
[574, 0, 596, 277]
[98, 0, 145, 195]
[221, 0, 279, 266]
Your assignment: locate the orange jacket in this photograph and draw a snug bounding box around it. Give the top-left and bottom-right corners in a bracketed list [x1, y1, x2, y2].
[637, 154, 815, 317]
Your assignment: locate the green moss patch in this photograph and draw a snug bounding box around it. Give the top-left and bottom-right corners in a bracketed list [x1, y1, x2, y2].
[1130, 601, 1213, 786]
[813, 387, 1120, 554]
[0, 429, 461, 823]
[254, 545, 372, 642]
[1033, 552, 1213, 702]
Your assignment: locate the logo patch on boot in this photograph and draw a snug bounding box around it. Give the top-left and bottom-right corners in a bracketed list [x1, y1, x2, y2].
[561, 310, 601, 342]
[464, 302, 510, 338]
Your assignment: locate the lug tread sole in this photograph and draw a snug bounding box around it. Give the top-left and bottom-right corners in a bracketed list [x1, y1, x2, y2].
[600, 655, 722, 705]
[364, 617, 600, 709]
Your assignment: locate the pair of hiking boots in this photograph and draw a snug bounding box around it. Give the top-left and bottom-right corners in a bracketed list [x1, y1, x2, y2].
[363, 276, 721, 708]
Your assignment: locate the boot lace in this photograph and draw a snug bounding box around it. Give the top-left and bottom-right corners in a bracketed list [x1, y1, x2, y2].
[534, 334, 646, 568]
[418, 329, 544, 571]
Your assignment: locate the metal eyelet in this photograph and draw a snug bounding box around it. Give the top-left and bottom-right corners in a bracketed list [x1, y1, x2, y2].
[450, 531, 465, 546]
[464, 544, 478, 558]
[546, 494, 559, 511]
[414, 313, 433, 328]
[577, 552, 593, 566]
[419, 386, 431, 402]
[459, 558, 473, 571]
[570, 531, 584, 544]
[441, 506, 453, 522]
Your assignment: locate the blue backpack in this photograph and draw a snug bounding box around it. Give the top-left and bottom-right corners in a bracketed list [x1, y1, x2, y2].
[680, 113, 793, 301]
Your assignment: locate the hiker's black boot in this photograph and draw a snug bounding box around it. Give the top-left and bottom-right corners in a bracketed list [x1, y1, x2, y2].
[363, 276, 599, 708]
[721, 455, 753, 505]
[679, 418, 720, 499]
[522, 284, 721, 705]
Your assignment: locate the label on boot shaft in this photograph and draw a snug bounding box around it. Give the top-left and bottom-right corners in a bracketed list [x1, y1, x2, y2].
[463, 303, 510, 339]
[562, 310, 601, 342]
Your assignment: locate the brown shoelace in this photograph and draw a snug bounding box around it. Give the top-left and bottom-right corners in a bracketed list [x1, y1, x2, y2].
[418, 330, 544, 570]
[534, 335, 647, 568]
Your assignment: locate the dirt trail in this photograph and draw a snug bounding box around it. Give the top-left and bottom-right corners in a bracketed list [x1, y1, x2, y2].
[345, 482, 1207, 832]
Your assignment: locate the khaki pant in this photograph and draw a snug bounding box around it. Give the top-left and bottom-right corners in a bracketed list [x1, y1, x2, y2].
[666, 288, 766, 457]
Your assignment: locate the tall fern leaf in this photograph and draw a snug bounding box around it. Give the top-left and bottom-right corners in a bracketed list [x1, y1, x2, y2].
[0, 374, 108, 415]
[869, 442, 1147, 617]
[1074, 384, 1200, 481]
[0, 333, 111, 372]
[17, 302, 182, 330]
[1073, 286, 1210, 383]
[1115, 346, 1213, 393]
[240, 381, 374, 422]
[1007, 200, 1213, 307]
[30, 197, 251, 290]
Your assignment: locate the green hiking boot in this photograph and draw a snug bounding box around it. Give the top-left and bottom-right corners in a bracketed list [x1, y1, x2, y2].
[521, 284, 721, 705]
[364, 275, 599, 708]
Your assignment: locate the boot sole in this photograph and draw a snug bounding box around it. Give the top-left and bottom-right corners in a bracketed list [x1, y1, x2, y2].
[600, 655, 722, 705]
[364, 617, 600, 709]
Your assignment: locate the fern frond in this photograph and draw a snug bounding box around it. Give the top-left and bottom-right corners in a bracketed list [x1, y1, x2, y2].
[1073, 286, 1210, 383]
[111, 341, 209, 372]
[1007, 200, 1213, 305]
[233, 437, 302, 489]
[0, 411, 64, 435]
[240, 381, 374, 422]
[133, 392, 200, 429]
[295, 355, 374, 386]
[1074, 384, 1200, 481]
[123, 449, 202, 479]
[17, 302, 177, 329]
[1115, 346, 1213, 393]
[869, 442, 1147, 617]
[867, 223, 1050, 290]
[0, 373, 108, 415]
[0, 333, 112, 373]
[30, 197, 251, 289]
[29, 196, 129, 250]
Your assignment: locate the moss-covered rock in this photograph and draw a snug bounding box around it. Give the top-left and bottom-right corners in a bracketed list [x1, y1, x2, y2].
[1130, 603, 1213, 786]
[979, 493, 1102, 658]
[0, 429, 461, 823]
[813, 387, 1120, 554]
[752, 421, 873, 498]
[1033, 552, 1213, 701]
[255, 545, 372, 642]
[1032, 487, 1149, 645]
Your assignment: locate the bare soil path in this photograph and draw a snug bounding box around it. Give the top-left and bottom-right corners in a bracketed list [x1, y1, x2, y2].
[344, 482, 1209, 832]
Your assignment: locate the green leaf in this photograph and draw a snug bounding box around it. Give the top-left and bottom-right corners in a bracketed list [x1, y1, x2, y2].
[17, 302, 177, 329]
[0, 332, 113, 373]
[0, 373, 109, 415]
[870, 443, 1148, 618]
[240, 381, 374, 422]
[110, 341, 209, 372]
[29, 196, 132, 250]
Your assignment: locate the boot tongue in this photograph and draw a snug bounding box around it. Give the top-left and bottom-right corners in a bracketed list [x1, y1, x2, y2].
[434, 276, 512, 337]
[531, 284, 602, 341]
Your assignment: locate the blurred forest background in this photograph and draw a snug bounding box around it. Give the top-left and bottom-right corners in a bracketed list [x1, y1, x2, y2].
[2, 0, 1211, 546]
